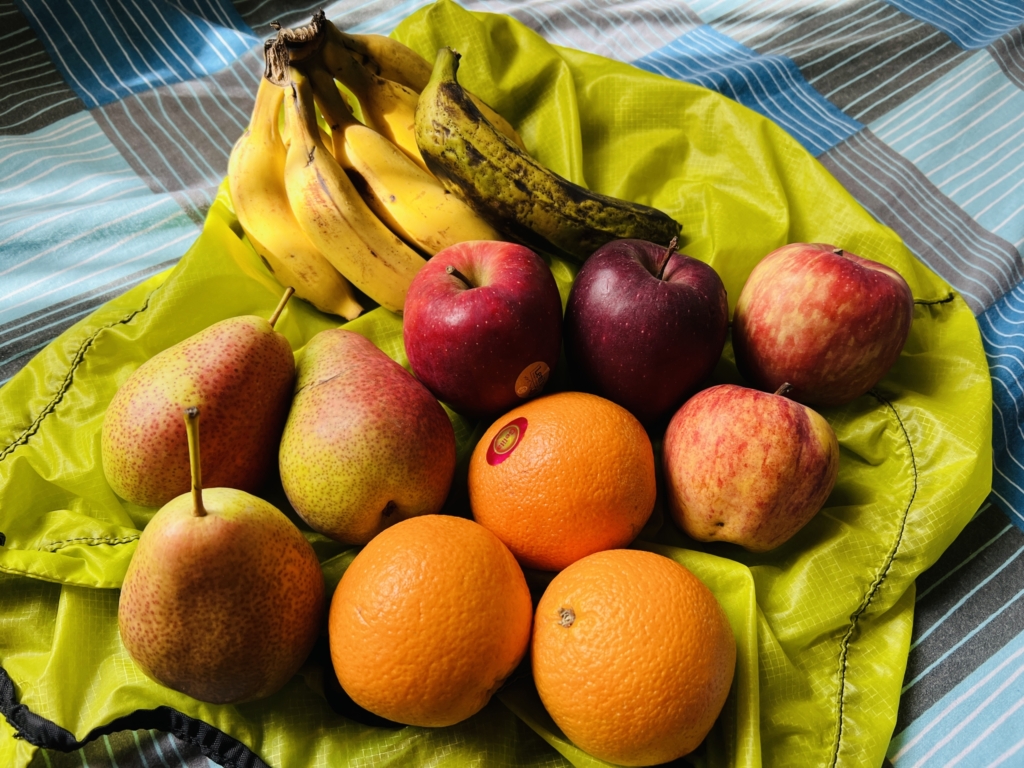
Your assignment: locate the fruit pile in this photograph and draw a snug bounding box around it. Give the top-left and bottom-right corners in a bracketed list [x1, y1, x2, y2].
[103, 11, 918, 767]
[229, 11, 679, 319]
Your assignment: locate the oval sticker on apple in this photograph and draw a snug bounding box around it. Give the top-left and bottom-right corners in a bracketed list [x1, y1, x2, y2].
[515, 362, 550, 399]
[487, 417, 528, 466]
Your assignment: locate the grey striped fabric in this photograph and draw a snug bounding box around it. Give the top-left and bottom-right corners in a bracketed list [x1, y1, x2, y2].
[0, 258, 177, 383]
[718, 0, 972, 125]
[898, 504, 1024, 732]
[821, 129, 1024, 313]
[447, 0, 704, 62]
[990, 24, 1024, 90]
[93, 50, 260, 195]
[0, 0, 84, 133]
[235, 0, 410, 37]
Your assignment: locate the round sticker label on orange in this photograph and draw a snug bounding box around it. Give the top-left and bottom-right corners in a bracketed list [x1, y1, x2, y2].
[515, 362, 550, 399]
[487, 417, 528, 466]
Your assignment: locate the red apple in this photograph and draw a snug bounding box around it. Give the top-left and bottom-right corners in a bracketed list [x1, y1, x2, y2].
[403, 240, 563, 419]
[732, 243, 914, 407]
[563, 238, 728, 424]
[664, 383, 839, 552]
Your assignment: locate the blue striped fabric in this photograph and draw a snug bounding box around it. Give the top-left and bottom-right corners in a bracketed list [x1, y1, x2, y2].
[820, 130, 1021, 313]
[886, 0, 1024, 49]
[980, 288, 1024, 524]
[457, 0, 702, 61]
[634, 25, 863, 155]
[889, 628, 1024, 765]
[330, 0, 436, 35]
[872, 53, 1024, 258]
[0, 112, 199, 383]
[12, 0, 258, 108]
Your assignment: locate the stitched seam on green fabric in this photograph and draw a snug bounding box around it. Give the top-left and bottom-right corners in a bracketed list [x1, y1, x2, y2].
[38, 535, 140, 553]
[913, 292, 955, 306]
[0, 291, 157, 464]
[829, 392, 918, 768]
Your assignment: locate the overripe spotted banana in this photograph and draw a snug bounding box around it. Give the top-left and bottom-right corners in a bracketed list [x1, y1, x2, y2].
[228, 77, 363, 320]
[336, 30, 528, 153]
[415, 47, 682, 262]
[281, 66, 426, 313]
[308, 66, 501, 255]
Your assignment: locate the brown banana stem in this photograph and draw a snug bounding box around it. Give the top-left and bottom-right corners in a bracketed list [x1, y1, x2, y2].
[277, 9, 327, 62]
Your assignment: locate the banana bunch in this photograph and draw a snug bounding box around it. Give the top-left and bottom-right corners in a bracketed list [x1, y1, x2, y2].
[333, 29, 529, 153]
[229, 11, 681, 315]
[228, 76, 364, 320]
[414, 48, 682, 263]
[228, 17, 508, 316]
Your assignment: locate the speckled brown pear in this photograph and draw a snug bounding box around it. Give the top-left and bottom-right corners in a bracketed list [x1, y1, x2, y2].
[118, 407, 325, 704]
[278, 329, 457, 545]
[101, 290, 297, 507]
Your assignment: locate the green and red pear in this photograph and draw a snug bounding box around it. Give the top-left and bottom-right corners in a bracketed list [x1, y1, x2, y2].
[102, 290, 297, 507]
[278, 329, 457, 545]
[118, 406, 325, 704]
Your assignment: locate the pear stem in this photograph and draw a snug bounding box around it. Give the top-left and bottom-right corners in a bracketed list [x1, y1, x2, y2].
[774, 382, 794, 398]
[268, 286, 295, 328]
[446, 264, 473, 288]
[656, 237, 679, 280]
[184, 407, 206, 518]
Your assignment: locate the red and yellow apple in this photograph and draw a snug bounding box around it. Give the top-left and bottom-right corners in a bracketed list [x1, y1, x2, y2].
[663, 383, 839, 552]
[402, 240, 563, 419]
[732, 243, 914, 407]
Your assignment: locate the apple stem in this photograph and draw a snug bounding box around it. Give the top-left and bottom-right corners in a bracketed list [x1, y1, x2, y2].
[445, 264, 473, 288]
[832, 248, 845, 257]
[774, 382, 794, 398]
[268, 286, 295, 328]
[656, 237, 679, 280]
[183, 407, 207, 518]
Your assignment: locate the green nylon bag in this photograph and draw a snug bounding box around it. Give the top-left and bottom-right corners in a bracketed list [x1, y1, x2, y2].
[0, 2, 992, 766]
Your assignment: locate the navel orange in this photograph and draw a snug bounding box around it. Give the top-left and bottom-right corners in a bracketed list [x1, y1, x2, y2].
[328, 514, 533, 727]
[532, 548, 736, 766]
[468, 391, 656, 572]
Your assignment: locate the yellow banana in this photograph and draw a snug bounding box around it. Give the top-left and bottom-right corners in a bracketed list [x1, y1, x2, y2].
[228, 77, 363, 321]
[336, 30, 528, 153]
[337, 32, 431, 89]
[282, 67, 426, 314]
[308, 66, 501, 256]
[319, 32, 428, 174]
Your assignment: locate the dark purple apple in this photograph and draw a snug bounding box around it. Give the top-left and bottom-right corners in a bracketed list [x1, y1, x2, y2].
[403, 240, 563, 419]
[563, 239, 729, 424]
[732, 243, 914, 406]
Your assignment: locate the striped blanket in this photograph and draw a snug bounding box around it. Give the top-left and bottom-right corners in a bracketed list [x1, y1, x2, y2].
[2, 0, 1024, 766]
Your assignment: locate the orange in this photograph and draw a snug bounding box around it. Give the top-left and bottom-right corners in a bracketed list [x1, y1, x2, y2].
[328, 514, 533, 727]
[532, 549, 736, 766]
[468, 391, 656, 572]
